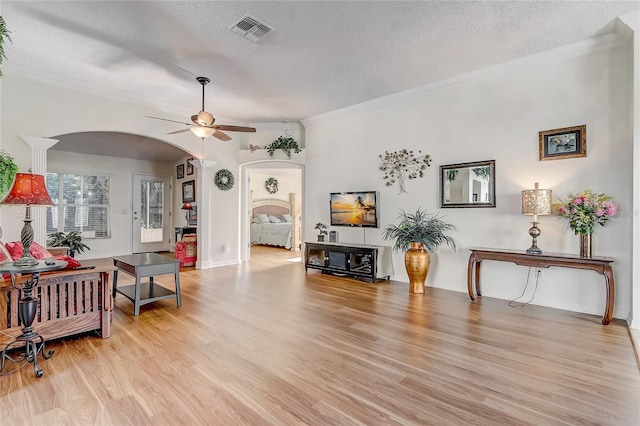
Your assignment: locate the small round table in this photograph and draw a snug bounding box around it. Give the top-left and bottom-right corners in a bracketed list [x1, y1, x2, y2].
[0, 260, 66, 377]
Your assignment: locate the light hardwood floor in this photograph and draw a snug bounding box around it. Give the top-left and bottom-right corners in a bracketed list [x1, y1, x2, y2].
[1, 245, 639, 425]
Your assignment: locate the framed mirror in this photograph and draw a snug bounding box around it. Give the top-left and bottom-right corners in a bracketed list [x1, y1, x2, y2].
[439, 160, 496, 208]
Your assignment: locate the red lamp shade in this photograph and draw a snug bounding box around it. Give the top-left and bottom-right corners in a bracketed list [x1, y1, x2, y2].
[1, 173, 54, 206]
[181, 202, 193, 210]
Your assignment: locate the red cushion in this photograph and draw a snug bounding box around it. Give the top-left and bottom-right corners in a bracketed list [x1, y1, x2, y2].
[54, 255, 81, 270]
[5, 241, 54, 260]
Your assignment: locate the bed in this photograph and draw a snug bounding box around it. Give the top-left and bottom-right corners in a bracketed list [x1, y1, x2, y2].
[250, 196, 298, 250]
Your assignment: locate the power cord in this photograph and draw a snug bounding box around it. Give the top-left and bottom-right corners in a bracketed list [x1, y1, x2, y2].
[508, 267, 541, 308]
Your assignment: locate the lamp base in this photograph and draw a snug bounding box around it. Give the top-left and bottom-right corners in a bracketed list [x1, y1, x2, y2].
[526, 221, 543, 255]
[14, 255, 39, 267]
[526, 246, 542, 255]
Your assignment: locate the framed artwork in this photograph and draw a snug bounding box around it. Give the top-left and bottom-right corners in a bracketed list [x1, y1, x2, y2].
[539, 125, 586, 161]
[187, 205, 197, 226]
[176, 164, 185, 179]
[182, 180, 195, 203]
[186, 158, 194, 175]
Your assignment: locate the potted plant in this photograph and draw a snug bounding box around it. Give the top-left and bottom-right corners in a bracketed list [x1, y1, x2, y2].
[0, 150, 17, 200]
[264, 136, 301, 158]
[314, 222, 328, 242]
[47, 231, 90, 258]
[382, 208, 456, 293]
[0, 16, 11, 78]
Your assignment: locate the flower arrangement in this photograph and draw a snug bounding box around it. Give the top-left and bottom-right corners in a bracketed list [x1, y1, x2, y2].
[552, 189, 617, 235]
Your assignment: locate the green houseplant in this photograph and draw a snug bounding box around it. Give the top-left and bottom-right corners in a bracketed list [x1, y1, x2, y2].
[314, 222, 328, 242]
[264, 136, 301, 158]
[382, 208, 456, 293]
[0, 150, 18, 199]
[0, 16, 11, 78]
[47, 231, 90, 258]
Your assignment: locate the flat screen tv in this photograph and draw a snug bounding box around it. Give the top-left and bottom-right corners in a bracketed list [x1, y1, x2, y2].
[330, 191, 379, 228]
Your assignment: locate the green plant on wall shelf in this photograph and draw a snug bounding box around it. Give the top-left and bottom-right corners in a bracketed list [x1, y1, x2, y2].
[0, 150, 18, 199]
[0, 16, 11, 77]
[264, 136, 301, 158]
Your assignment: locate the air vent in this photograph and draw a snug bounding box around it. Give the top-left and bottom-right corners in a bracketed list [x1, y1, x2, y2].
[230, 14, 274, 42]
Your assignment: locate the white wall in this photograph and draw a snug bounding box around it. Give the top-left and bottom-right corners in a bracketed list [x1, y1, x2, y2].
[47, 150, 172, 259]
[303, 36, 633, 320]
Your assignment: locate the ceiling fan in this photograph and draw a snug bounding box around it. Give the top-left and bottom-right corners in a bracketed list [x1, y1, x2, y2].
[145, 76, 256, 141]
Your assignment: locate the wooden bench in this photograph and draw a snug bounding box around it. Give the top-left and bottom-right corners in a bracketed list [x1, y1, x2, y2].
[0, 258, 116, 346]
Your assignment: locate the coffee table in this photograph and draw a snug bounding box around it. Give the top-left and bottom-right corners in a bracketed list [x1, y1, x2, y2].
[112, 253, 181, 316]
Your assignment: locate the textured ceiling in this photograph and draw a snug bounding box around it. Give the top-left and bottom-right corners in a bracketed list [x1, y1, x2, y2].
[2, 1, 640, 126]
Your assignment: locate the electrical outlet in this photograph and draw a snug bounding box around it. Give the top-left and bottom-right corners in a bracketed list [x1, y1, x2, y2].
[222, 243, 229, 254]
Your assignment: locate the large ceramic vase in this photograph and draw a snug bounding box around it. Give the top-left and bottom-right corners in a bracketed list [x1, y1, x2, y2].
[404, 242, 431, 294]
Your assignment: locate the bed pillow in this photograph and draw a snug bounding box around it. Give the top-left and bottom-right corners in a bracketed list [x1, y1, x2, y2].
[256, 213, 270, 224]
[282, 214, 292, 223]
[268, 215, 281, 223]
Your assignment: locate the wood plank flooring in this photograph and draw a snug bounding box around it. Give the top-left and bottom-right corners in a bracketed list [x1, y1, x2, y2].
[1, 245, 639, 425]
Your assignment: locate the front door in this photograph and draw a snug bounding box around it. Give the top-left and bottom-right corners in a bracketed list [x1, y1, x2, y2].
[132, 174, 171, 253]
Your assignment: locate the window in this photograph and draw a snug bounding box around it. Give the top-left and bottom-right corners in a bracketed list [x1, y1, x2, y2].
[46, 173, 111, 239]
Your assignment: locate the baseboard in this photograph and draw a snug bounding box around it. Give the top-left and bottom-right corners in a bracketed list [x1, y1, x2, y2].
[627, 325, 640, 371]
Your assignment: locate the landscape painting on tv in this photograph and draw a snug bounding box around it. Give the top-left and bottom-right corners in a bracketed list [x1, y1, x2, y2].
[330, 192, 378, 227]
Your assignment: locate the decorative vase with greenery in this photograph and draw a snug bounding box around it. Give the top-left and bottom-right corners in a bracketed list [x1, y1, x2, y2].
[264, 136, 301, 158]
[47, 231, 90, 258]
[382, 208, 456, 293]
[315, 222, 328, 242]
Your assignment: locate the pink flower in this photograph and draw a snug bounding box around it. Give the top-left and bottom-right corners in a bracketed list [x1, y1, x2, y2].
[558, 206, 565, 213]
[595, 209, 604, 216]
[570, 209, 577, 214]
[572, 198, 582, 205]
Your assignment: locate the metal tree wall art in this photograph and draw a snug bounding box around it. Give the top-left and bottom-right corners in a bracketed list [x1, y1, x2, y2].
[379, 149, 432, 194]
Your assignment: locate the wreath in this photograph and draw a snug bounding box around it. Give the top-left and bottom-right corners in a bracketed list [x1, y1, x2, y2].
[214, 169, 234, 191]
[264, 177, 279, 194]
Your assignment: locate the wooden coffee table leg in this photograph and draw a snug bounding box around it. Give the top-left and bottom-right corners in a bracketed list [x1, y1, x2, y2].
[475, 261, 482, 297]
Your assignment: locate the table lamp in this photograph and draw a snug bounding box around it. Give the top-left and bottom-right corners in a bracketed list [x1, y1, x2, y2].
[181, 202, 193, 221]
[0, 173, 55, 266]
[521, 182, 552, 255]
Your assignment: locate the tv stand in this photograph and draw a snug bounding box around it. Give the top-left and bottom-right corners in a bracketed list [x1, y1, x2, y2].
[304, 242, 393, 283]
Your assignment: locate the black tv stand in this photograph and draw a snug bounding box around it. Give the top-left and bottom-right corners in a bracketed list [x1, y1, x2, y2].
[304, 242, 393, 283]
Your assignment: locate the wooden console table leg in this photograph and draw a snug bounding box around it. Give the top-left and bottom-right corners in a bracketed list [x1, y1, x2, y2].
[467, 253, 477, 300]
[475, 261, 482, 297]
[602, 266, 615, 325]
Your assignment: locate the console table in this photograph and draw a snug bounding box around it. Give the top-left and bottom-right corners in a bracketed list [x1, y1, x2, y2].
[467, 248, 615, 325]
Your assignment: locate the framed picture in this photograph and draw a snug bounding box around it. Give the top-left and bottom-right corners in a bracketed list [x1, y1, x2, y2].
[182, 180, 195, 203]
[176, 164, 185, 179]
[187, 205, 197, 226]
[186, 158, 194, 175]
[539, 125, 586, 161]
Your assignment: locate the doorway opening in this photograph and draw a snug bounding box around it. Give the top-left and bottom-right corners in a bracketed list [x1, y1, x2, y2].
[240, 162, 304, 263]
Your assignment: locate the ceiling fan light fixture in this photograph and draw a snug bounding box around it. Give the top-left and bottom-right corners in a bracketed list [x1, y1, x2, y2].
[191, 126, 215, 139]
[196, 110, 214, 126]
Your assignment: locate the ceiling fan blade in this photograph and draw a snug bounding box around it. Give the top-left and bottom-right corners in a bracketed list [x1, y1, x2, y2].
[167, 128, 192, 135]
[212, 124, 256, 133]
[213, 131, 232, 141]
[145, 116, 192, 126]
